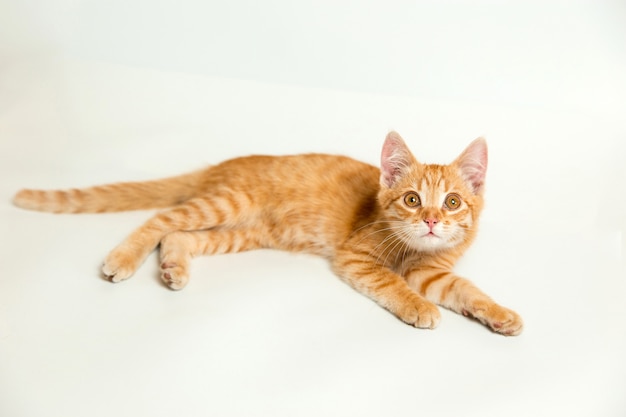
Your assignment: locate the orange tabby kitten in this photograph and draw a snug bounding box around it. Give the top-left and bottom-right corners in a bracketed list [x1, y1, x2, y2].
[13, 132, 523, 335]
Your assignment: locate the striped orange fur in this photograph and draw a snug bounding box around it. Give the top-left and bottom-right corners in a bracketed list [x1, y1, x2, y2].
[13, 132, 523, 335]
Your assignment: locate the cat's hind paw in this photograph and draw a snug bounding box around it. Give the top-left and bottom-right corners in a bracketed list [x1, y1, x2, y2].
[160, 262, 189, 290]
[102, 250, 140, 283]
[159, 232, 193, 290]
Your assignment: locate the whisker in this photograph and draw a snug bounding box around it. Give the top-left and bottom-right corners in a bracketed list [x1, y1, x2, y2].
[353, 222, 407, 246]
[376, 227, 414, 268]
[368, 229, 404, 261]
[349, 219, 403, 236]
[379, 235, 406, 267]
[350, 218, 425, 271]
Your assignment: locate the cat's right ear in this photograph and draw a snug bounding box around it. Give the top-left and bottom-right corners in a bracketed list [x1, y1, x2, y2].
[380, 131, 416, 188]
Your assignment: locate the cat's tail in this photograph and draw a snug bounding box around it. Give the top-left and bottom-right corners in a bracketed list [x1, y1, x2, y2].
[13, 168, 211, 213]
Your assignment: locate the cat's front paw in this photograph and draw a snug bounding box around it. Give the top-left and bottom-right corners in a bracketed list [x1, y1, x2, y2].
[464, 301, 523, 336]
[102, 249, 141, 282]
[398, 298, 441, 329]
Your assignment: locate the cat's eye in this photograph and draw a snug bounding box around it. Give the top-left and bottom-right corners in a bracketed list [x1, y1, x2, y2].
[403, 192, 421, 208]
[444, 193, 462, 210]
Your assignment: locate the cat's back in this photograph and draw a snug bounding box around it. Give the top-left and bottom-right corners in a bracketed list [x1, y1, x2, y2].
[203, 153, 381, 250]
[206, 153, 380, 195]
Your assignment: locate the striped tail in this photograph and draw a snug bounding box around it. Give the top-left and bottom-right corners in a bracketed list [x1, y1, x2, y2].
[13, 168, 210, 213]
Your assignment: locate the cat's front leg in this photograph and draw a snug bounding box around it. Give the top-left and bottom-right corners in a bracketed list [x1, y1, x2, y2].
[406, 269, 523, 336]
[332, 249, 441, 329]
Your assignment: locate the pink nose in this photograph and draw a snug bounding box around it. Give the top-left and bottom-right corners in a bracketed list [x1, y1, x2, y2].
[424, 218, 439, 229]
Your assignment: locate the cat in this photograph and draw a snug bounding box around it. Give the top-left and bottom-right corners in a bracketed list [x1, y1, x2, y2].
[13, 131, 523, 335]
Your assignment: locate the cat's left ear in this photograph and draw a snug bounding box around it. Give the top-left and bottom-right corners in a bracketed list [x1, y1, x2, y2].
[453, 137, 488, 194]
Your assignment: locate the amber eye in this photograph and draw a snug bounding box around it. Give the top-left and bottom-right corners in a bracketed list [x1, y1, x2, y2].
[403, 192, 421, 208]
[444, 193, 462, 210]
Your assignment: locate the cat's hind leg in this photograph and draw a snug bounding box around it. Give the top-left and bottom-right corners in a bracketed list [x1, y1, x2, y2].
[159, 228, 263, 290]
[158, 232, 195, 290]
[103, 193, 253, 282]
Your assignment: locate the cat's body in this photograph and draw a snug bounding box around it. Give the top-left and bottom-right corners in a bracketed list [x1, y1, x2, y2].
[13, 132, 523, 335]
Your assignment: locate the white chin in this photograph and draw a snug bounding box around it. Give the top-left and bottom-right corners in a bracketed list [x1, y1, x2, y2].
[412, 235, 448, 251]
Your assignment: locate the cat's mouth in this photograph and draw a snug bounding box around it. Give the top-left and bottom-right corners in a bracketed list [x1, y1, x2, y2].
[422, 231, 440, 238]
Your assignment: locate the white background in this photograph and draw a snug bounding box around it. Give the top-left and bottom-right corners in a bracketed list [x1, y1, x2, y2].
[1, 1, 625, 416]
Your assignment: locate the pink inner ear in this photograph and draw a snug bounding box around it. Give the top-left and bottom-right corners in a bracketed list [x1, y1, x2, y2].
[380, 132, 412, 188]
[457, 138, 488, 193]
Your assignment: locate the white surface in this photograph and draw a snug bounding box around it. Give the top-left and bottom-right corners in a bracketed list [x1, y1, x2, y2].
[1, 1, 625, 416]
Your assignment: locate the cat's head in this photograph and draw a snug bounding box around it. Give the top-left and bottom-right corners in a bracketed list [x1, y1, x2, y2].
[378, 131, 487, 253]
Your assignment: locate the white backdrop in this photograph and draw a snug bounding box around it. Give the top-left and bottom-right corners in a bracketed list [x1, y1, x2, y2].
[1, 1, 625, 417]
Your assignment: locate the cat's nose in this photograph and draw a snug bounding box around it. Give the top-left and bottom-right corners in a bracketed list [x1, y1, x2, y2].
[424, 218, 439, 229]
